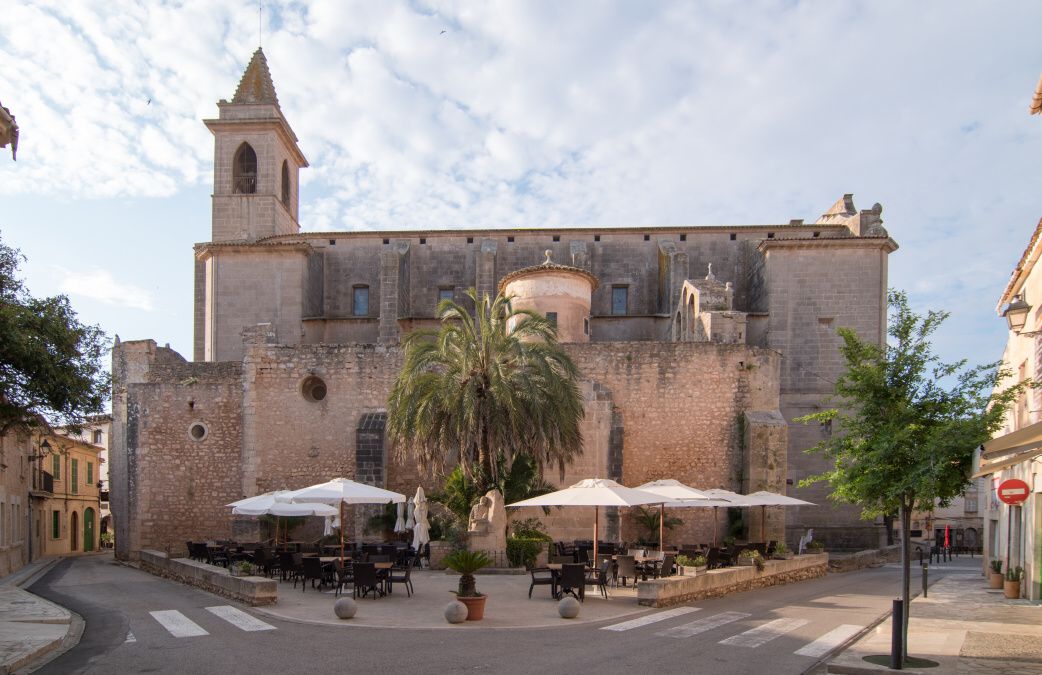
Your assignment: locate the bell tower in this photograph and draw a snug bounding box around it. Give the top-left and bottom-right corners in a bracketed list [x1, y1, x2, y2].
[204, 48, 308, 242]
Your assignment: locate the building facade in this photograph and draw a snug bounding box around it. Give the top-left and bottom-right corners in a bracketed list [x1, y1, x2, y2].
[110, 49, 898, 560]
[0, 431, 31, 575]
[30, 433, 102, 557]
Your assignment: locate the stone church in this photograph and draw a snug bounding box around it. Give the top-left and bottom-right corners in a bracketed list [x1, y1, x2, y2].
[110, 49, 897, 560]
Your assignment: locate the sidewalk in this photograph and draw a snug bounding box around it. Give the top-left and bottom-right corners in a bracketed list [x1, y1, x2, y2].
[827, 571, 1042, 674]
[0, 557, 72, 674]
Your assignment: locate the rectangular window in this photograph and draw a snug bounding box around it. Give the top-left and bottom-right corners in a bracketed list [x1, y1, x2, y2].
[438, 288, 454, 305]
[546, 312, 558, 326]
[611, 286, 628, 315]
[87, 462, 93, 486]
[353, 286, 369, 316]
[71, 459, 79, 495]
[584, 317, 590, 336]
[52, 511, 59, 540]
[965, 497, 978, 513]
[92, 429, 102, 444]
[52, 455, 60, 480]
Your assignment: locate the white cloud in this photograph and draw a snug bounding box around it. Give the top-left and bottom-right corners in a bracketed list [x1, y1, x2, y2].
[56, 267, 155, 312]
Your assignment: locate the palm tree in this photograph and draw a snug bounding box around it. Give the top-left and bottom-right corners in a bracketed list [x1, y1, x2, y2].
[388, 289, 584, 489]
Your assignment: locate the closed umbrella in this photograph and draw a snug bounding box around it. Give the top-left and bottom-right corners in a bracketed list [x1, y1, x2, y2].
[744, 490, 815, 543]
[405, 498, 416, 530]
[636, 480, 710, 549]
[284, 478, 406, 564]
[507, 478, 663, 562]
[412, 487, 430, 553]
[394, 501, 407, 534]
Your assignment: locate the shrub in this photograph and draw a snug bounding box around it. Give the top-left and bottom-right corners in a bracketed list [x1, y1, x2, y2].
[807, 541, 825, 552]
[676, 554, 706, 568]
[444, 550, 492, 597]
[773, 542, 789, 556]
[510, 518, 552, 541]
[990, 560, 1003, 574]
[1006, 565, 1023, 582]
[506, 537, 545, 569]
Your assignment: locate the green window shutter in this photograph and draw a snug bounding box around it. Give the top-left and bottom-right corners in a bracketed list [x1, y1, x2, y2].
[52, 455, 59, 480]
[52, 511, 59, 539]
[87, 462, 93, 485]
[71, 459, 78, 495]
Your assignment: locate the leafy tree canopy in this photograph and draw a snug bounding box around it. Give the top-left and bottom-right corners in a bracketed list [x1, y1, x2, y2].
[0, 236, 109, 434]
[799, 289, 1025, 517]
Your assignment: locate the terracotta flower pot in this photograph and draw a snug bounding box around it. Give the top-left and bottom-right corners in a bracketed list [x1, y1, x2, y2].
[1003, 580, 1021, 599]
[457, 595, 487, 620]
[989, 572, 1004, 589]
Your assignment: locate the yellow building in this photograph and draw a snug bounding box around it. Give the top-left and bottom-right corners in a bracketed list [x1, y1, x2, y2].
[30, 434, 102, 555]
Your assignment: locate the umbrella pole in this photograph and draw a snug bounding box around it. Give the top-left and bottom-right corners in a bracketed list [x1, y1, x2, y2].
[761, 505, 766, 543]
[660, 503, 665, 550]
[714, 507, 718, 548]
[593, 506, 599, 564]
[339, 501, 345, 565]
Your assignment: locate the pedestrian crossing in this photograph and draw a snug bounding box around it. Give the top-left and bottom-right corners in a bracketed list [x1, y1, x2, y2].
[140, 606, 276, 641]
[602, 607, 864, 659]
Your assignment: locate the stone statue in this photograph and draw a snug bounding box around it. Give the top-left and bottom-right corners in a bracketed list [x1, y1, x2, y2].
[468, 495, 492, 533]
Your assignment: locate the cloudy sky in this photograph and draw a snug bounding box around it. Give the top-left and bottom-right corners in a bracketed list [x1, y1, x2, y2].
[2, 1, 1041, 370]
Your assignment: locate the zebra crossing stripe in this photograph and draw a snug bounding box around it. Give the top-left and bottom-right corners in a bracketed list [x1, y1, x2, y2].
[601, 607, 700, 631]
[124, 631, 136, 643]
[794, 624, 863, 658]
[149, 610, 209, 638]
[719, 617, 809, 648]
[206, 605, 277, 632]
[656, 611, 750, 638]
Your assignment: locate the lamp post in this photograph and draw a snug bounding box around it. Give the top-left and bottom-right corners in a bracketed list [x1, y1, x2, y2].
[27, 438, 52, 563]
[1003, 294, 1033, 334]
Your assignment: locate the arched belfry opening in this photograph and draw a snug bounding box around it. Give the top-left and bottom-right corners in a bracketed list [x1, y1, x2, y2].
[233, 142, 258, 194]
[281, 160, 290, 206]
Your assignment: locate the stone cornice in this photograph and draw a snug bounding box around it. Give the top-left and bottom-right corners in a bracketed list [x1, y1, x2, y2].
[757, 235, 898, 254]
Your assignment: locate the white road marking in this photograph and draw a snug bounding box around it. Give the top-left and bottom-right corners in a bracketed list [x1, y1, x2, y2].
[149, 610, 209, 638]
[205, 605, 277, 632]
[656, 611, 750, 638]
[124, 631, 136, 643]
[794, 624, 863, 658]
[719, 617, 809, 648]
[601, 606, 701, 631]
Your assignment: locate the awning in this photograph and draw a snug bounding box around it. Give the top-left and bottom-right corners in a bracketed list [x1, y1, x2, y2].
[974, 419, 1042, 477]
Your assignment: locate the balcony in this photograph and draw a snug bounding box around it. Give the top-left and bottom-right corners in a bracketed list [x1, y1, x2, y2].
[31, 470, 54, 496]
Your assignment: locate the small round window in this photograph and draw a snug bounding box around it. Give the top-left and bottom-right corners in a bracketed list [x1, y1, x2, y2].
[188, 422, 208, 442]
[301, 376, 327, 402]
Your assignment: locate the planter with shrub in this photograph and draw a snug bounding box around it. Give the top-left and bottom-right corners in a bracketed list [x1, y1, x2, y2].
[444, 550, 492, 621]
[737, 549, 765, 571]
[772, 542, 792, 559]
[989, 560, 1004, 589]
[675, 554, 707, 576]
[1004, 565, 1023, 599]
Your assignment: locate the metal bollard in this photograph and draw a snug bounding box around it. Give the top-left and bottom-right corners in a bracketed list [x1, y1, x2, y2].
[916, 546, 922, 566]
[922, 564, 928, 598]
[891, 598, 904, 670]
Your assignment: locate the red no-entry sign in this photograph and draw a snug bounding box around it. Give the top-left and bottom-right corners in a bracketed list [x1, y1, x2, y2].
[998, 478, 1031, 505]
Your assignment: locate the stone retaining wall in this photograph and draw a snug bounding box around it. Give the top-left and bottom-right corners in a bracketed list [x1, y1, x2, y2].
[828, 544, 902, 573]
[637, 553, 828, 607]
[139, 550, 277, 606]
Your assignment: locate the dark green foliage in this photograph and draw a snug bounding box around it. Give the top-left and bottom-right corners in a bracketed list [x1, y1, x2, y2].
[633, 506, 683, 545]
[506, 537, 545, 569]
[510, 517, 552, 541]
[0, 236, 109, 434]
[443, 550, 492, 597]
[388, 289, 584, 485]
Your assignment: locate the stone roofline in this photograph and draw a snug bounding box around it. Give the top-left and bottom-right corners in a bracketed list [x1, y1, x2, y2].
[244, 222, 853, 242]
[757, 235, 898, 254]
[498, 259, 600, 293]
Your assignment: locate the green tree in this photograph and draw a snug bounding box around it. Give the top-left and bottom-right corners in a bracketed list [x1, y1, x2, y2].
[388, 289, 584, 489]
[799, 289, 1025, 665]
[431, 455, 556, 523]
[0, 236, 109, 434]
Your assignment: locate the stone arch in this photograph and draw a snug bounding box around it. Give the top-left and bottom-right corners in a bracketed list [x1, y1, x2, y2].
[233, 142, 258, 194]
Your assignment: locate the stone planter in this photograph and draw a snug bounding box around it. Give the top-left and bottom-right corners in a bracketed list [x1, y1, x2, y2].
[457, 595, 487, 620]
[989, 572, 1004, 589]
[773, 553, 793, 560]
[737, 557, 755, 566]
[1003, 580, 1021, 599]
[678, 565, 707, 576]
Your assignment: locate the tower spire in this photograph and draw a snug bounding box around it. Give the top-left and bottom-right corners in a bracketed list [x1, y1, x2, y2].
[231, 48, 280, 109]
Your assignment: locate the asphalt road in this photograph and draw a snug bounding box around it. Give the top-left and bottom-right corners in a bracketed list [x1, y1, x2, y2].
[27, 553, 981, 675]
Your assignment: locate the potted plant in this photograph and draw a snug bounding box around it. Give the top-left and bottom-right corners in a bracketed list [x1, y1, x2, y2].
[989, 560, 1004, 589]
[772, 542, 792, 560]
[444, 550, 492, 620]
[1004, 565, 1023, 599]
[807, 541, 825, 554]
[99, 532, 114, 549]
[676, 554, 707, 576]
[737, 549, 763, 568]
[229, 560, 255, 578]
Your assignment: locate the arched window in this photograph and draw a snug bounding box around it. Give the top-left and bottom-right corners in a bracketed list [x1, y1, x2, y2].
[281, 160, 289, 205]
[233, 142, 257, 194]
[281, 160, 290, 206]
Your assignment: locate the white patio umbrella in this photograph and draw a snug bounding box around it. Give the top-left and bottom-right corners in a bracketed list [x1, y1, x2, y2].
[698, 488, 762, 547]
[507, 478, 664, 562]
[635, 480, 710, 549]
[394, 501, 407, 534]
[227, 491, 337, 546]
[284, 478, 406, 563]
[412, 487, 430, 552]
[744, 490, 816, 543]
[405, 498, 416, 530]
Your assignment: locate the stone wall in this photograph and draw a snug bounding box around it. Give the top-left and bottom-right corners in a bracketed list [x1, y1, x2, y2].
[140, 550, 277, 606]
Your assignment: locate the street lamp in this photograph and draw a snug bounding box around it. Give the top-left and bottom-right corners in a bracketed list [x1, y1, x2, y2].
[1003, 294, 1031, 333]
